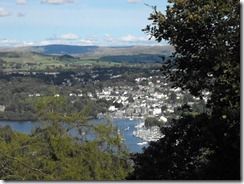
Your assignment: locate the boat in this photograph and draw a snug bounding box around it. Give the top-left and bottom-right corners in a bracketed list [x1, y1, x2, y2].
[132, 131, 136, 136]
[135, 122, 144, 129]
[124, 126, 130, 131]
[124, 121, 130, 131]
[137, 142, 148, 146]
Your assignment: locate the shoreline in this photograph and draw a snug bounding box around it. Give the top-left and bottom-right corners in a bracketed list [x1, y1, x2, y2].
[0, 118, 146, 153]
[0, 116, 99, 123]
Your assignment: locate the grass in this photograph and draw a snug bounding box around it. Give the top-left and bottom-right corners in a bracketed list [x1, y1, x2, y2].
[1, 51, 119, 72]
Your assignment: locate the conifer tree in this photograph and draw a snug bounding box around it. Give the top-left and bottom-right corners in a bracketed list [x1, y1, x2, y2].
[0, 96, 132, 180]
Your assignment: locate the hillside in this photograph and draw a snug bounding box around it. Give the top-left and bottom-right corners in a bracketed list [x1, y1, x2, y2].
[31, 45, 99, 55]
[0, 51, 117, 72]
[0, 44, 174, 56]
[0, 44, 174, 72]
[93, 45, 174, 57]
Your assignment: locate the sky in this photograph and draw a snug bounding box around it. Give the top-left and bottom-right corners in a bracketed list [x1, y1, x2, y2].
[0, 0, 169, 47]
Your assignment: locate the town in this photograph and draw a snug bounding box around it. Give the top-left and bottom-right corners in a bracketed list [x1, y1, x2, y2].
[93, 74, 209, 142]
[51, 68, 210, 142]
[0, 66, 210, 142]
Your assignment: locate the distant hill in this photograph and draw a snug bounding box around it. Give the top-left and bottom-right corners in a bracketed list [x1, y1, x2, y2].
[31, 45, 99, 55]
[0, 44, 175, 57]
[0, 45, 175, 71]
[99, 54, 166, 64]
[94, 45, 174, 57]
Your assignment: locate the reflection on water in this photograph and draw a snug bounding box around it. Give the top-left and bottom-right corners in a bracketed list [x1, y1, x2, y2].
[0, 118, 147, 153]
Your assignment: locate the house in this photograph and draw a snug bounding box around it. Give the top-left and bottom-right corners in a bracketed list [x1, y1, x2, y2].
[87, 92, 93, 98]
[166, 109, 174, 113]
[69, 93, 77, 97]
[108, 105, 117, 112]
[160, 116, 168, 122]
[0, 105, 5, 112]
[153, 108, 162, 115]
[135, 107, 142, 114]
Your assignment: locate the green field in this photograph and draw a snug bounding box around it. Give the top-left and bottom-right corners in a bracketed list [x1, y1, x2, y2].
[0, 45, 174, 72]
[0, 51, 119, 72]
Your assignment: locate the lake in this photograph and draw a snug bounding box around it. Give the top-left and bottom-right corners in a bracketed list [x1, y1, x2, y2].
[0, 118, 148, 153]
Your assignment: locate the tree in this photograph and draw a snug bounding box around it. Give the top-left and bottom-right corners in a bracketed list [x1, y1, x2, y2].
[169, 92, 177, 102]
[144, 0, 239, 96]
[145, 117, 163, 128]
[0, 96, 132, 180]
[129, 0, 240, 180]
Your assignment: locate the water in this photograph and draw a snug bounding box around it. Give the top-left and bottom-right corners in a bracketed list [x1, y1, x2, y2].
[0, 118, 147, 153]
[0, 121, 41, 134]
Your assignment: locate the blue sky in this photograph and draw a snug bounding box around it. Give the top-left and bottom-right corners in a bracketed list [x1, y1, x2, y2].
[0, 0, 169, 47]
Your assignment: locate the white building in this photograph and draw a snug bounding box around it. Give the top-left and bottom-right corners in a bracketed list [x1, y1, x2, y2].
[160, 116, 168, 122]
[153, 108, 162, 115]
[108, 105, 117, 112]
[0, 105, 5, 112]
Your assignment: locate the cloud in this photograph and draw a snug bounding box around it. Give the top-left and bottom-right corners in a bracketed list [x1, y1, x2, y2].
[40, 33, 98, 46]
[0, 7, 11, 17]
[39, 40, 67, 45]
[39, 39, 95, 46]
[0, 34, 160, 47]
[85, 35, 99, 42]
[120, 34, 148, 42]
[16, 0, 27, 4]
[41, 0, 73, 4]
[127, 0, 143, 3]
[56, 33, 80, 40]
[102, 34, 153, 46]
[104, 34, 117, 43]
[0, 39, 34, 47]
[76, 39, 97, 46]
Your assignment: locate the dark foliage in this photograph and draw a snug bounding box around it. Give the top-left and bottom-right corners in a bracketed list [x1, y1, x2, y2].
[128, 0, 240, 180]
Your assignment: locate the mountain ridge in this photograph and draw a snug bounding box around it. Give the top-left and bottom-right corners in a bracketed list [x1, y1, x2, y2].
[0, 44, 174, 57]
